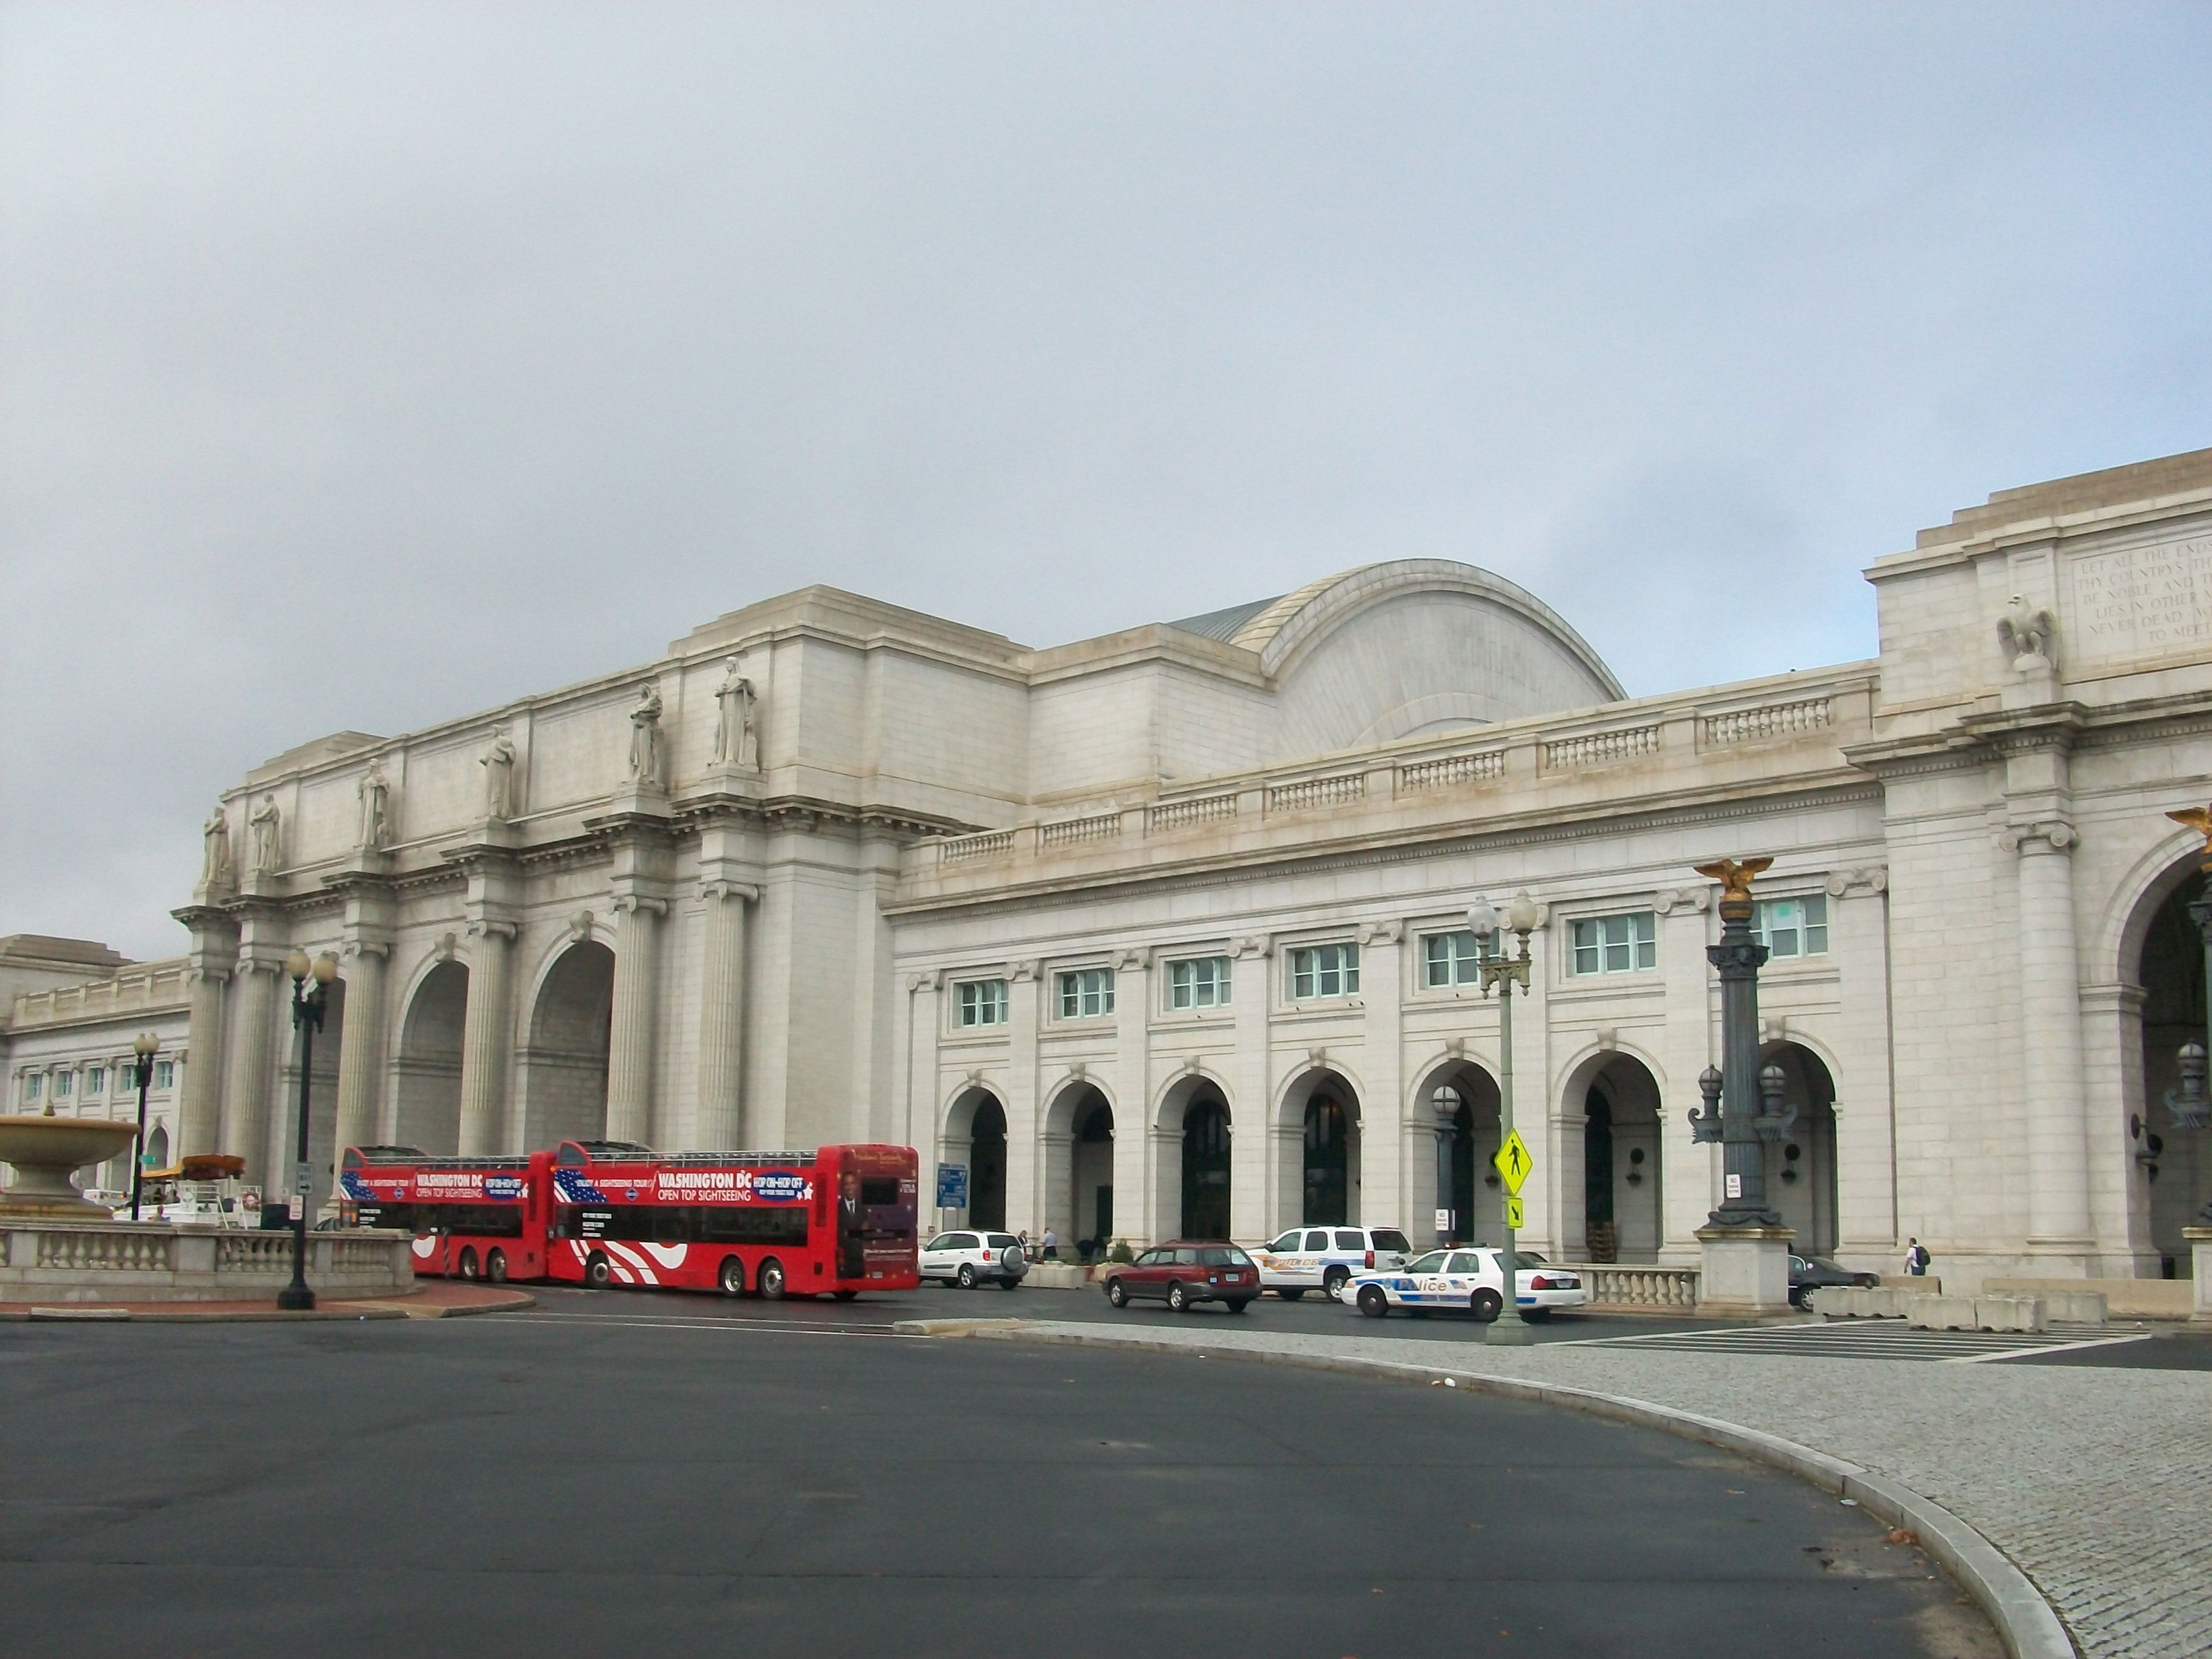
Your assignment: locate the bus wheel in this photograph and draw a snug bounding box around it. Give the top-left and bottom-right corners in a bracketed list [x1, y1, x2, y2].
[457, 1247, 480, 1280]
[758, 1258, 786, 1300]
[833, 1289, 858, 1302]
[584, 1252, 612, 1289]
[717, 1257, 745, 1296]
[487, 1249, 508, 1284]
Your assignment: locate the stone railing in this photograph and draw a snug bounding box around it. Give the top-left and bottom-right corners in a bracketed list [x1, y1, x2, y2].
[1147, 792, 1237, 832]
[940, 828, 1016, 863]
[1542, 724, 1661, 772]
[1266, 772, 1365, 813]
[1702, 696, 1832, 747]
[11, 960, 189, 1029]
[1565, 1262, 1700, 1310]
[2, 1221, 415, 1304]
[1039, 811, 1121, 849]
[907, 670, 1872, 877]
[1398, 750, 1504, 793]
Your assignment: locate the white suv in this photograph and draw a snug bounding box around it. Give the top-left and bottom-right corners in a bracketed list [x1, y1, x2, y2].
[919, 1230, 1029, 1289]
[1250, 1225, 1414, 1300]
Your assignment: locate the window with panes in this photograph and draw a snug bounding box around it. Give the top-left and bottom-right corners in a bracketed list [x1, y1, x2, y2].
[956, 979, 1009, 1028]
[85, 1066, 106, 1095]
[53, 1070, 72, 1099]
[1288, 942, 1360, 1000]
[1167, 956, 1231, 1010]
[154, 1061, 175, 1090]
[1422, 930, 1497, 988]
[1056, 968, 1115, 1019]
[1753, 894, 1828, 959]
[1569, 912, 1656, 975]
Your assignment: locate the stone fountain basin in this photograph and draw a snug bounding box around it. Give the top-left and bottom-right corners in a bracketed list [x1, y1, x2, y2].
[0, 1116, 140, 1217]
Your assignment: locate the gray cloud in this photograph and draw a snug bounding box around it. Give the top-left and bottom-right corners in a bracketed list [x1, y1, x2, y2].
[3, 2, 2208, 957]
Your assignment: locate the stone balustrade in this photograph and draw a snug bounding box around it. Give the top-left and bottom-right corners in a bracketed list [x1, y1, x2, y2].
[1563, 1262, 1700, 1310]
[1, 1221, 415, 1304]
[10, 959, 189, 1028]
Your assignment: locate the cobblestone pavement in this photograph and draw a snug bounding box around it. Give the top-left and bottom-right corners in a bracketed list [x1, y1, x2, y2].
[1001, 1318, 2212, 1659]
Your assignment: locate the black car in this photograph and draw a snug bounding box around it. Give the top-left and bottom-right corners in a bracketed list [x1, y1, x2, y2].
[1788, 1253, 1879, 1308]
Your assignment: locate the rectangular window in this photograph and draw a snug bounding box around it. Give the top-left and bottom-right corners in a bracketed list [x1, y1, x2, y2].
[956, 979, 1009, 1028]
[21, 1074, 40, 1104]
[1056, 967, 1116, 1019]
[1753, 894, 1829, 959]
[1288, 942, 1360, 1000]
[1569, 912, 1656, 976]
[1167, 956, 1231, 1010]
[1421, 930, 1495, 988]
[53, 1072, 72, 1099]
[154, 1060, 176, 1090]
[86, 1066, 106, 1095]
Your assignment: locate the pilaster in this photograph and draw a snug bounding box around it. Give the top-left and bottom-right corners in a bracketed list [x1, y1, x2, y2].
[220, 908, 290, 1185]
[1230, 934, 1272, 1239]
[326, 873, 396, 1168]
[445, 841, 521, 1156]
[1110, 946, 1151, 1250]
[589, 808, 676, 1147]
[1356, 919, 1405, 1232]
[171, 905, 239, 1160]
[1004, 960, 1042, 1233]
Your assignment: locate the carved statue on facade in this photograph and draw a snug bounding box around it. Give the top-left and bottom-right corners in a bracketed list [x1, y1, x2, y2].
[712, 657, 759, 770]
[480, 725, 517, 820]
[357, 759, 392, 852]
[1998, 594, 2058, 673]
[248, 794, 282, 875]
[628, 682, 665, 788]
[200, 805, 234, 888]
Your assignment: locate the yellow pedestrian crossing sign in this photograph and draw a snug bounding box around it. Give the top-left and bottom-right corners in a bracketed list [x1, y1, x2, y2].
[1493, 1130, 1533, 1195]
[1504, 1195, 1525, 1230]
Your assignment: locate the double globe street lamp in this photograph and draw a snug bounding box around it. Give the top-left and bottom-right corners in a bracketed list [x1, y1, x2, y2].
[1469, 891, 1541, 1346]
[127, 1031, 159, 1221]
[278, 949, 338, 1312]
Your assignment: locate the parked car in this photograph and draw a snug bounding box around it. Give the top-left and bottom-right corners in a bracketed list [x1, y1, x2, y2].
[919, 1230, 1028, 1289]
[1344, 1247, 1589, 1321]
[1788, 1254, 1878, 1309]
[1101, 1241, 1260, 1312]
[1249, 1225, 1415, 1300]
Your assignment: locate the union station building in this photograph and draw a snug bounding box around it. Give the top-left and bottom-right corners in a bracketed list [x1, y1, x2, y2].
[11, 447, 2212, 1292]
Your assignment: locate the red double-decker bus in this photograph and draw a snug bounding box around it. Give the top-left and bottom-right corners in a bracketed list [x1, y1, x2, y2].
[338, 1146, 553, 1282]
[340, 1140, 919, 1298]
[545, 1140, 920, 1298]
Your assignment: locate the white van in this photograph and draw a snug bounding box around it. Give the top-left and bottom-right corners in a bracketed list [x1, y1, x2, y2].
[1249, 1225, 1414, 1300]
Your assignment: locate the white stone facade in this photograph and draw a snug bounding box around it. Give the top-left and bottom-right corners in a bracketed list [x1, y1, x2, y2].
[24, 447, 2204, 1291]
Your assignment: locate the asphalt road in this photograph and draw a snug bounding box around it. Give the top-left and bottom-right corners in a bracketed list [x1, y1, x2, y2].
[2, 1310, 2000, 1658]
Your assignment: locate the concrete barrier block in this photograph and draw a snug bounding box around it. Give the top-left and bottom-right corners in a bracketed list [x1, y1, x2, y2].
[2038, 1291, 2106, 1325]
[1907, 1293, 1978, 1331]
[1864, 1286, 1916, 1318]
[1973, 1295, 2047, 1333]
[1808, 1286, 1859, 1318]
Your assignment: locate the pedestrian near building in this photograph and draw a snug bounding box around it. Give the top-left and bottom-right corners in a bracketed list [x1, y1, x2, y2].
[1904, 1237, 1931, 1277]
[1041, 1226, 1058, 1260]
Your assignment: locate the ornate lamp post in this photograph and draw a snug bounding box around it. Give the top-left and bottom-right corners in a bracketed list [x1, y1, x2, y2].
[1690, 856, 1795, 1316]
[127, 1032, 159, 1221]
[278, 949, 338, 1312]
[1472, 891, 1541, 1346]
[1430, 1084, 1460, 1246]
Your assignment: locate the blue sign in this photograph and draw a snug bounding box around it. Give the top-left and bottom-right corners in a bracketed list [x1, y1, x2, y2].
[752, 1172, 811, 1203]
[484, 1175, 526, 1200]
[936, 1163, 969, 1209]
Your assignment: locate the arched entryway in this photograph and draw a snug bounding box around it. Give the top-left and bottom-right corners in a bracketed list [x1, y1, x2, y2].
[1279, 1069, 1360, 1227]
[1556, 1052, 1665, 1263]
[938, 1085, 1007, 1232]
[394, 959, 468, 1152]
[1041, 1082, 1114, 1254]
[522, 942, 614, 1149]
[2137, 872, 2211, 1271]
[1418, 1061, 1501, 1247]
[1762, 1042, 1838, 1256]
[1181, 1093, 1232, 1238]
[144, 1122, 169, 1171]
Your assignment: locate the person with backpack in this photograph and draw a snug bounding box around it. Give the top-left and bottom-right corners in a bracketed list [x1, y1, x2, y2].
[1904, 1237, 1932, 1276]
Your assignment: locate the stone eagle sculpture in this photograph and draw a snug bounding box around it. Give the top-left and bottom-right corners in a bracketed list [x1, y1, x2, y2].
[1998, 596, 2057, 672]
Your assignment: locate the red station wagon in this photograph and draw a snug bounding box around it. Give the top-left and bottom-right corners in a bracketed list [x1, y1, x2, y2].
[1102, 1240, 1260, 1312]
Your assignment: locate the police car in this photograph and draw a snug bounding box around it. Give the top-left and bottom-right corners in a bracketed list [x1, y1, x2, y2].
[1343, 1247, 1588, 1322]
[1249, 1225, 1415, 1300]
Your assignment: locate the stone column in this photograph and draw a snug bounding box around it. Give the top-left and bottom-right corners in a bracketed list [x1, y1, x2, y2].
[1110, 949, 1151, 1251]
[694, 880, 756, 1149]
[172, 906, 239, 1158]
[331, 941, 389, 1163]
[456, 919, 515, 1156]
[2016, 822, 2093, 1250]
[1003, 961, 1042, 1233]
[607, 894, 666, 1144]
[1230, 935, 1272, 1239]
[220, 950, 284, 1181]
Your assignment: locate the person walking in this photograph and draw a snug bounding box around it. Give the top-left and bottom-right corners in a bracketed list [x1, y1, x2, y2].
[1903, 1237, 1931, 1277]
[1041, 1226, 1058, 1261]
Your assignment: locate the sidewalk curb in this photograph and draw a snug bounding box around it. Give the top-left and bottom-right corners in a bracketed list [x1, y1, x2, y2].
[4, 1288, 535, 1323]
[905, 1319, 2076, 1659]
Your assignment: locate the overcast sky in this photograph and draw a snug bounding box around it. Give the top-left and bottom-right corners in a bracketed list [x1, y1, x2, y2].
[3, 3, 2208, 961]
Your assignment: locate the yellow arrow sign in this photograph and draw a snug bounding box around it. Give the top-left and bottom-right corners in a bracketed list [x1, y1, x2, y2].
[1493, 1130, 1533, 1196]
[1504, 1195, 1525, 1230]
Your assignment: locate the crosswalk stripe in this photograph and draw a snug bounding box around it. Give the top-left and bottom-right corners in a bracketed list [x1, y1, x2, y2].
[1567, 1320, 2150, 1363]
